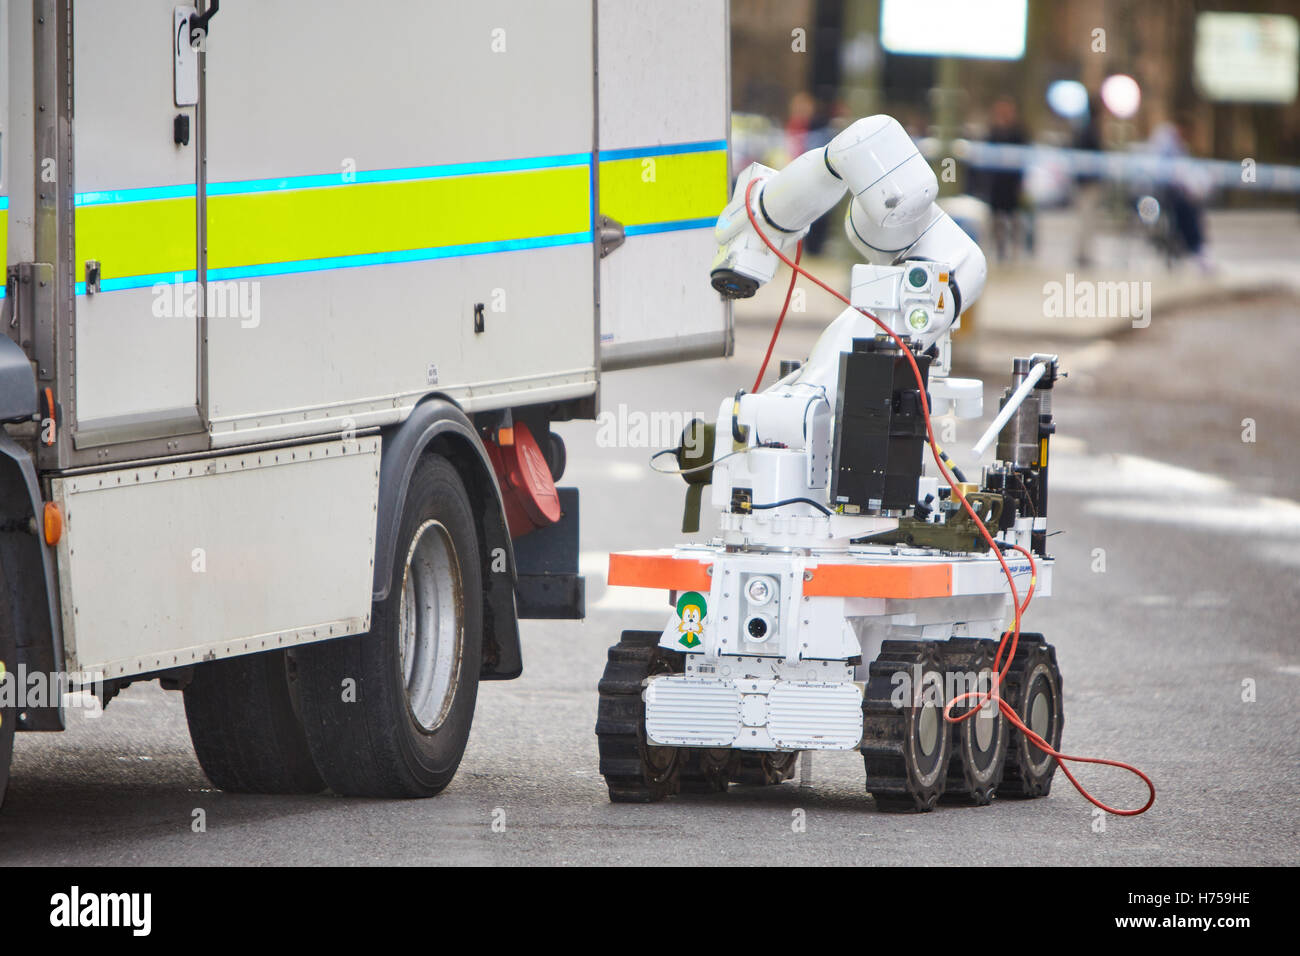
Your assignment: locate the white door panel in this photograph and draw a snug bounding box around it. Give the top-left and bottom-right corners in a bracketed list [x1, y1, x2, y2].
[72, 0, 199, 426]
[597, 0, 731, 369]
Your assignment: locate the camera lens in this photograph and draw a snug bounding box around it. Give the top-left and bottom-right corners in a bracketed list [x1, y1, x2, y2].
[746, 615, 769, 640]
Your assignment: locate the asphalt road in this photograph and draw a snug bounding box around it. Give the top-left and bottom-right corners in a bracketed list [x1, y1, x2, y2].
[2, 286, 1297, 866]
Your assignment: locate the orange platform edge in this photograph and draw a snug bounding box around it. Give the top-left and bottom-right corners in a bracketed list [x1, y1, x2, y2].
[804, 562, 952, 599]
[607, 553, 952, 599]
[607, 553, 712, 592]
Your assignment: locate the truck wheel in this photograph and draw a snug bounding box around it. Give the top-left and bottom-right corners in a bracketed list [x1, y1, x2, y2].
[0, 616, 15, 809]
[997, 634, 1063, 798]
[596, 630, 682, 802]
[183, 649, 325, 794]
[295, 454, 482, 797]
[861, 640, 952, 812]
[545, 431, 566, 483]
[940, 638, 1008, 805]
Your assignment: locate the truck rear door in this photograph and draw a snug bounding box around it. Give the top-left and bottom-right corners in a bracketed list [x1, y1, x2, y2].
[202, 0, 598, 444]
[595, 0, 732, 370]
[70, 0, 204, 448]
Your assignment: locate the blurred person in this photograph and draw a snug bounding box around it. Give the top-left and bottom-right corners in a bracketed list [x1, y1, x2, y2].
[985, 96, 1027, 262]
[783, 91, 818, 158]
[1148, 113, 1214, 272]
[1072, 93, 1104, 268]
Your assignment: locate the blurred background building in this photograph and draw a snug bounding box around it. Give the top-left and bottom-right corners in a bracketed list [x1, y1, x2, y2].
[730, 0, 1300, 214]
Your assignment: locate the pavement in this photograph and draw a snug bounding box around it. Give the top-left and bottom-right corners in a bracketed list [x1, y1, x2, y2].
[2, 223, 1298, 864]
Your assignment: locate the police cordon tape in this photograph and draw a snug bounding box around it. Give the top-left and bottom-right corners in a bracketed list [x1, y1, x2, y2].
[922, 138, 1300, 193]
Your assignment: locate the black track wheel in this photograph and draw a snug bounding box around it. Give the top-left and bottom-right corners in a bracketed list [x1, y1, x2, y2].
[728, 751, 798, 786]
[861, 640, 952, 812]
[596, 630, 683, 803]
[295, 454, 483, 797]
[680, 749, 733, 793]
[997, 633, 1064, 799]
[183, 649, 325, 794]
[939, 638, 1008, 805]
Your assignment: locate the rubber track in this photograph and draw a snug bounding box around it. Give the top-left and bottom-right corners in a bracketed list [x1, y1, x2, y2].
[996, 633, 1064, 798]
[861, 640, 951, 812]
[596, 631, 682, 802]
[939, 637, 1007, 805]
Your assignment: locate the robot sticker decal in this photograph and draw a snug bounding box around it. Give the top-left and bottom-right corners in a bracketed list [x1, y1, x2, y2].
[675, 592, 707, 648]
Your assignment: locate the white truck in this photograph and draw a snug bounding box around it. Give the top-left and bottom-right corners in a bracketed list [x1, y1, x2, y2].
[0, 0, 730, 804]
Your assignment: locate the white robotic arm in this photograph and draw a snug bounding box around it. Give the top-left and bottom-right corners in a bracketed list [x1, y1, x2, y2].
[694, 115, 993, 548]
[711, 115, 987, 342]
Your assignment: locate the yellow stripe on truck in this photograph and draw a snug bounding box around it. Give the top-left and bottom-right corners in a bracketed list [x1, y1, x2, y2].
[208, 165, 590, 271]
[74, 198, 197, 284]
[60, 144, 727, 292]
[597, 149, 727, 229]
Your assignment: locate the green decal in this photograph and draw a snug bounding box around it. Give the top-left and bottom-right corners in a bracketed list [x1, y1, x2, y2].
[675, 591, 707, 649]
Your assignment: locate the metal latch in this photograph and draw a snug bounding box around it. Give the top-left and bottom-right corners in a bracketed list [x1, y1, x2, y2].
[5, 263, 55, 379]
[597, 215, 625, 259]
[189, 0, 219, 45]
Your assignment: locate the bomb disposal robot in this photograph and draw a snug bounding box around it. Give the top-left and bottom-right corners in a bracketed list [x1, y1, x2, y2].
[598, 116, 1065, 811]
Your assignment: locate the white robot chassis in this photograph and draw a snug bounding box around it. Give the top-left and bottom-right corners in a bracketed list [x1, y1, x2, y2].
[598, 116, 1065, 812]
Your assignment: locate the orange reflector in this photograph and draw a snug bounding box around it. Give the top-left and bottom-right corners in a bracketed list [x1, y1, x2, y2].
[498, 425, 515, 447]
[43, 502, 62, 546]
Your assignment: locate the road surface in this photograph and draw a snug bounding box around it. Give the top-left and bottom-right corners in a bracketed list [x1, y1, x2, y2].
[2, 284, 1296, 866]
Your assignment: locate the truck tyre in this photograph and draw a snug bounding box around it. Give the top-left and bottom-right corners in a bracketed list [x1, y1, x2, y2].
[0, 607, 15, 809]
[295, 454, 483, 797]
[545, 431, 566, 482]
[183, 649, 325, 794]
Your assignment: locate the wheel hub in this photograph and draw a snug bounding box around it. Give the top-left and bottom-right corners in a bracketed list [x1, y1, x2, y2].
[398, 520, 464, 733]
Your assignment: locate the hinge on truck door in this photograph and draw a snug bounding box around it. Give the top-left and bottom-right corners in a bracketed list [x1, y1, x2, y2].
[597, 215, 626, 259]
[4, 263, 56, 380]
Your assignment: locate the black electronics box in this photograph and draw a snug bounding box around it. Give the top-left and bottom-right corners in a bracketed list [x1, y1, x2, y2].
[830, 340, 931, 512]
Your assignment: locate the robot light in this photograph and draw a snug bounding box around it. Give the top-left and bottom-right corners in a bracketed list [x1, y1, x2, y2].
[746, 576, 777, 606]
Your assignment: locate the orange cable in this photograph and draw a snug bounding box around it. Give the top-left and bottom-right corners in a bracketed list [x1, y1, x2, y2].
[752, 241, 803, 393]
